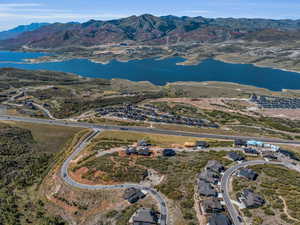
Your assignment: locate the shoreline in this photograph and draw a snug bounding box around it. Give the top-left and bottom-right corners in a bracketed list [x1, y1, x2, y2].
[1, 51, 300, 92]
[214, 57, 300, 75]
[2, 50, 300, 75]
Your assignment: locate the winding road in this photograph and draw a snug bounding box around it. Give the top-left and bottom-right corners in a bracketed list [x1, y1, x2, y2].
[1, 114, 300, 225]
[60, 128, 168, 225]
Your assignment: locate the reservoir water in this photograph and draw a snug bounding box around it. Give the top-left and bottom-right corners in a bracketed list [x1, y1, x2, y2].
[0, 51, 300, 91]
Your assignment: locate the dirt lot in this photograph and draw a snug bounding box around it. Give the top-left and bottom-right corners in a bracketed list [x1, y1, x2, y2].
[42, 168, 158, 225]
[261, 108, 300, 120]
[150, 97, 300, 120]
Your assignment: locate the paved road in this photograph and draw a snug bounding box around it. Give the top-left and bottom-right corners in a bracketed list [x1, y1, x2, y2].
[221, 160, 300, 225]
[32, 102, 56, 120]
[2, 114, 300, 224]
[60, 129, 168, 225]
[1, 115, 300, 145]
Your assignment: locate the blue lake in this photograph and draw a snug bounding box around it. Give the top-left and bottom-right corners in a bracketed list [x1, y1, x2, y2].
[0, 51, 300, 91]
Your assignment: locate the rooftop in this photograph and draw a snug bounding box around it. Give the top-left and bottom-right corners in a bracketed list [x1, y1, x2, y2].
[239, 168, 258, 180]
[240, 189, 265, 208]
[198, 169, 220, 184]
[123, 187, 145, 204]
[132, 208, 158, 225]
[198, 180, 217, 197]
[208, 213, 232, 225]
[162, 148, 176, 157]
[206, 160, 224, 173]
[234, 139, 247, 146]
[196, 140, 209, 148]
[137, 139, 151, 147]
[244, 148, 259, 155]
[202, 198, 224, 213]
[228, 152, 245, 161]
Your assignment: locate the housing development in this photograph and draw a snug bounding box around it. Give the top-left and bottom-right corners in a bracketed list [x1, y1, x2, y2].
[0, 4, 300, 225]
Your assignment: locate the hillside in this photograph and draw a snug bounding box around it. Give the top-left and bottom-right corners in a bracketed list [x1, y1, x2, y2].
[0, 23, 49, 41]
[0, 122, 66, 225]
[1, 14, 300, 49]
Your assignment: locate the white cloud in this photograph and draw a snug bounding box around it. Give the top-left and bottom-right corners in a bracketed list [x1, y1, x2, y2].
[0, 2, 130, 30]
[0, 3, 42, 11]
[0, 12, 128, 20]
[0, 3, 42, 7]
[184, 10, 212, 15]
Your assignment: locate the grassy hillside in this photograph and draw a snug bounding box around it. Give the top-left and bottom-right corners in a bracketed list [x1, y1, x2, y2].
[232, 165, 300, 225]
[0, 122, 82, 225]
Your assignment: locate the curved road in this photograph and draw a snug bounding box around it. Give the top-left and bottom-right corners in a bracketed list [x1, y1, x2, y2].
[2, 114, 300, 225]
[32, 102, 57, 120]
[60, 129, 168, 225]
[221, 160, 300, 225]
[1, 115, 300, 145]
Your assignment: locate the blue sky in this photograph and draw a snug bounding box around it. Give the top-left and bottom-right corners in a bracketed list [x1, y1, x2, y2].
[0, 0, 299, 31]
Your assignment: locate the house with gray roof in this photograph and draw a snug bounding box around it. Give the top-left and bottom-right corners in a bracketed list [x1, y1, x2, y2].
[196, 140, 209, 149]
[198, 169, 220, 184]
[208, 213, 232, 225]
[123, 187, 146, 204]
[137, 147, 152, 156]
[162, 148, 176, 157]
[262, 152, 277, 160]
[234, 139, 247, 147]
[228, 152, 245, 161]
[202, 198, 224, 214]
[137, 139, 151, 147]
[206, 160, 224, 173]
[132, 208, 158, 225]
[238, 168, 258, 180]
[197, 180, 217, 197]
[126, 147, 138, 155]
[239, 189, 265, 208]
[244, 148, 259, 156]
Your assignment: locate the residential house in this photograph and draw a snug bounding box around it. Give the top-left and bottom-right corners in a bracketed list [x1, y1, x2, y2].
[132, 208, 158, 225]
[137, 147, 152, 156]
[262, 152, 277, 160]
[208, 213, 232, 225]
[228, 152, 245, 161]
[234, 139, 247, 147]
[196, 141, 209, 149]
[243, 148, 259, 156]
[202, 198, 224, 214]
[123, 187, 146, 204]
[239, 189, 265, 208]
[198, 169, 220, 184]
[197, 180, 217, 197]
[247, 140, 264, 147]
[162, 149, 176, 157]
[279, 149, 299, 161]
[126, 147, 138, 155]
[137, 139, 151, 147]
[238, 168, 258, 180]
[206, 160, 224, 173]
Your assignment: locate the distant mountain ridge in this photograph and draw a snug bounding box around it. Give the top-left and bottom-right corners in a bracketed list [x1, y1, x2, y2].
[1, 14, 300, 49]
[0, 23, 50, 41]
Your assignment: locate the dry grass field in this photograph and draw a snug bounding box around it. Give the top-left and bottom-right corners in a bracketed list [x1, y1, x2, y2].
[1, 121, 84, 153]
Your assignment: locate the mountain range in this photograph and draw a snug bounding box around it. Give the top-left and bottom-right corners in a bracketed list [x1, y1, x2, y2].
[1, 14, 300, 50]
[0, 23, 49, 41]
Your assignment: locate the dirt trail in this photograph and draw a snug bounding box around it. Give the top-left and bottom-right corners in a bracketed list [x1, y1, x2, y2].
[279, 196, 300, 222]
[194, 185, 207, 225]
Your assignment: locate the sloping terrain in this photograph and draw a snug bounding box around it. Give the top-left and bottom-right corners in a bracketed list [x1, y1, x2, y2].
[1, 14, 300, 49]
[0, 23, 49, 41]
[0, 122, 67, 225]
